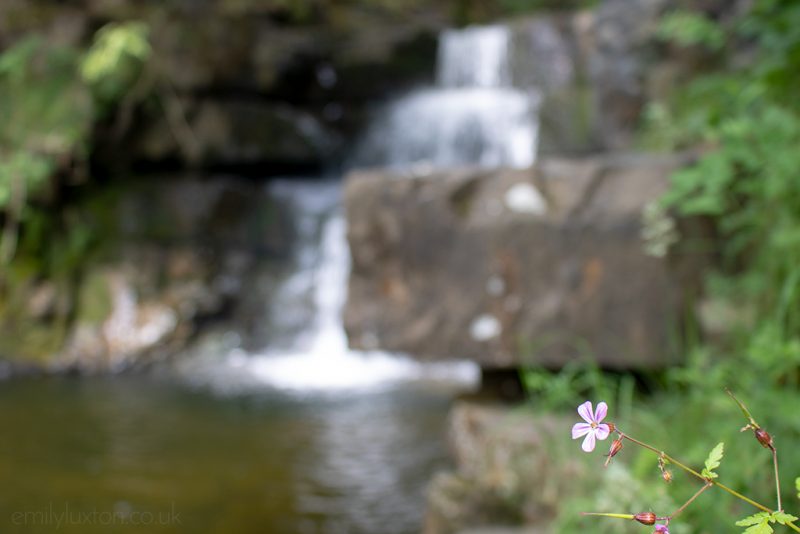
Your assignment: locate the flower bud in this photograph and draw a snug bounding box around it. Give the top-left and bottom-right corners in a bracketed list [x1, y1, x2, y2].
[754, 428, 774, 450]
[661, 469, 673, 483]
[634, 512, 657, 525]
[606, 422, 616, 433]
[604, 438, 623, 467]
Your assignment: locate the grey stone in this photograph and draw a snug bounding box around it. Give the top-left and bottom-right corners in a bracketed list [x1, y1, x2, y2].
[344, 153, 699, 369]
[423, 402, 583, 534]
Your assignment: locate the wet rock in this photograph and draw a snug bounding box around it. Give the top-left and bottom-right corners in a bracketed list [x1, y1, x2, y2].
[344, 153, 702, 369]
[507, 0, 671, 154]
[423, 402, 583, 534]
[57, 267, 177, 372]
[135, 99, 340, 169]
[0, 175, 291, 373]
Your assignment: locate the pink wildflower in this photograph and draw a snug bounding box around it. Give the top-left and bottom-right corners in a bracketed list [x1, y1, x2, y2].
[654, 525, 670, 533]
[571, 401, 610, 452]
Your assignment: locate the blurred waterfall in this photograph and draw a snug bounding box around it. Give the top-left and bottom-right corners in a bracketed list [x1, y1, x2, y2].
[178, 180, 478, 393]
[353, 24, 539, 170]
[178, 23, 540, 393]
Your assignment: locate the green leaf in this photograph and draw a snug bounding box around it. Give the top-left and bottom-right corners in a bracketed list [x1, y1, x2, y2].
[737, 511, 798, 533]
[795, 476, 800, 499]
[771, 511, 798, 525]
[743, 524, 773, 534]
[81, 22, 150, 85]
[701, 442, 724, 479]
[737, 512, 771, 526]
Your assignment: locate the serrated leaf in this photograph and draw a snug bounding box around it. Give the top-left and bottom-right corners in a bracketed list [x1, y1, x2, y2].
[737, 512, 770, 526]
[743, 523, 773, 534]
[703, 442, 724, 478]
[771, 511, 798, 525]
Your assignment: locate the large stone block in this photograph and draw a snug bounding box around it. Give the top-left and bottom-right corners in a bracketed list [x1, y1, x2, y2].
[344, 154, 699, 369]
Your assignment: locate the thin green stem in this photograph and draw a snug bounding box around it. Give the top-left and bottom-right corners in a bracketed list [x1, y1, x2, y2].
[774, 447, 783, 512]
[617, 431, 800, 533]
[725, 389, 782, 512]
[581, 512, 635, 520]
[726, 388, 759, 428]
[665, 482, 712, 520]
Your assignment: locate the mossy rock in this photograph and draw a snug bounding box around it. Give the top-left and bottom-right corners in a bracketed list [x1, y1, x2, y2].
[75, 269, 113, 324]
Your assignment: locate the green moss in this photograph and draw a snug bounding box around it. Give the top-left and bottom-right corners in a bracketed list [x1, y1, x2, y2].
[76, 270, 112, 325]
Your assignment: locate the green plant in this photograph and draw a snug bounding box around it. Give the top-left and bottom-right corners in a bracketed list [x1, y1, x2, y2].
[0, 22, 152, 267]
[638, 0, 800, 393]
[573, 393, 800, 533]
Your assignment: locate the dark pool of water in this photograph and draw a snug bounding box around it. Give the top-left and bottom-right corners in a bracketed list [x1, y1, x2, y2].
[0, 375, 454, 533]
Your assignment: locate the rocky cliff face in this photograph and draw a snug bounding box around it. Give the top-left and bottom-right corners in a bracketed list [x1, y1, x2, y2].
[0, 0, 453, 371]
[344, 154, 703, 369]
[0, 176, 293, 373]
[0, 0, 452, 173]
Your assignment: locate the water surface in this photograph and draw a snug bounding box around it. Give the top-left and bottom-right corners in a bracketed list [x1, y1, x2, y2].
[0, 376, 455, 533]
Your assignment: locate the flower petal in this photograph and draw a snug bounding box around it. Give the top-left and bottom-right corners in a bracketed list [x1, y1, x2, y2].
[572, 422, 592, 439]
[581, 430, 597, 452]
[654, 525, 669, 534]
[594, 401, 608, 422]
[594, 423, 610, 440]
[577, 401, 594, 424]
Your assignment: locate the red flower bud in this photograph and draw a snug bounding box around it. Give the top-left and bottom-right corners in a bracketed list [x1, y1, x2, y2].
[604, 438, 623, 467]
[754, 428, 774, 450]
[635, 512, 657, 525]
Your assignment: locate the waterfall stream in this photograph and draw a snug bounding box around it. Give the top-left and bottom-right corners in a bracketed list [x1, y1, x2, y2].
[177, 22, 541, 395]
[353, 24, 539, 170]
[209, 180, 479, 393]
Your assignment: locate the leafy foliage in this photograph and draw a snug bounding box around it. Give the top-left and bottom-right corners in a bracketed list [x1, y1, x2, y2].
[0, 23, 151, 266]
[81, 21, 151, 106]
[0, 37, 93, 209]
[736, 511, 798, 534]
[657, 10, 725, 50]
[700, 442, 724, 480]
[643, 0, 800, 394]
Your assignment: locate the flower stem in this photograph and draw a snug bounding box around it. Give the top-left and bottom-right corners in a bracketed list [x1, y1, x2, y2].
[581, 512, 635, 520]
[724, 390, 782, 511]
[726, 388, 758, 428]
[774, 447, 783, 512]
[617, 431, 800, 533]
[664, 482, 712, 520]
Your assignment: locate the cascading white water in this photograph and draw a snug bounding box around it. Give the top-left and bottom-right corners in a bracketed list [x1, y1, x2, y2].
[367, 89, 535, 169]
[437, 25, 511, 88]
[178, 179, 478, 393]
[243, 187, 478, 391]
[354, 24, 539, 170]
